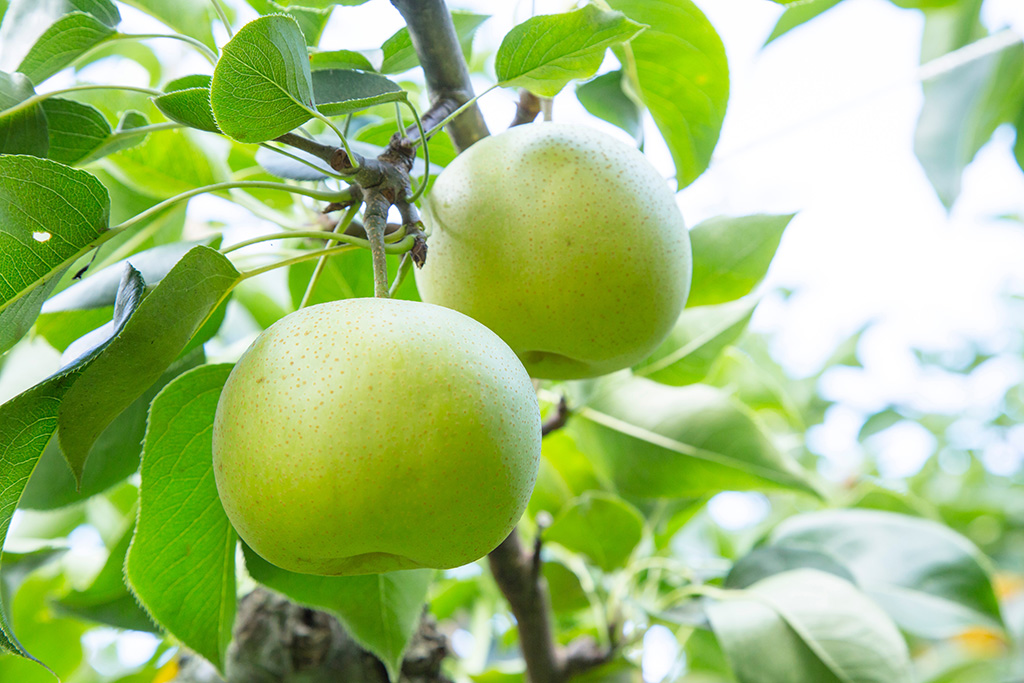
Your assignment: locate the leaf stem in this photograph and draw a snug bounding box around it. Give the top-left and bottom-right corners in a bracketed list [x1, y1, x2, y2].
[239, 244, 357, 280]
[394, 101, 405, 134]
[221, 225, 409, 256]
[258, 142, 346, 179]
[404, 101, 429, 202]
[659, 583, 729, 610]
[112, 181, 352, 235]
[121, 33, 218, 64]
[309, 109, 360, 171]
[422, 84, 496, 140]
[209, 0, 234, 37]
[299, 203, 361, 309]
[111, 121, 183, 137]
[0, 84, 164, 120]
[388, 253, 413, 297]
[238, 234, 415, 281]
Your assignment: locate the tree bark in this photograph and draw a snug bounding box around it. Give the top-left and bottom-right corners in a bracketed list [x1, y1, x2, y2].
[171, 588, 450, 683]
[390, 0, 490, 151]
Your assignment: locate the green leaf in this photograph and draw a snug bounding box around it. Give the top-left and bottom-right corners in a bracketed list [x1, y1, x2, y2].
[0, 379, 77, 659]
[55, 519, 156, 632]
[495, 5, 644, 97]
[287, 248, 375, 305]
[42, 239, 218, 315]
[40, 98, 110, 164]
[310, 49, 376, 72]
[635, 298, 759, 386]
[126, 364, 237, 673]
[285, 4, 332, 46]
[0, 271, 65, 355]
[210, 14, 316, 143]
[575, 70, 643, 141]
[724, 546, 856, 589]
[0, 265, 143, 660]
[78, 109, 151, 164]
[608, 0, 729, 187]
[769, 509, 1004, 638]
[0, 0, 119, 72]
[916, 28, 1024, 208]
[152, 74, 220, 133]
[0, 72, 48, 156]
[766, 0, 844, 44]
[706, 569, 913, 683]
[118, 0, 216, 49]
[857, 408, 904, 441]
[544, 491, 643, 572]
[56, 246, 239, 482]
[568, 376, 819, 498]
[890, 0, 961, 9]
[243, 546, 433, 682]
[272, 0, 370, 6]
[0, 155, 109, 315]
[687, 214, 794, 307]
[0, 548, 76, 679]
[313, 68, 405, 116]
[105, 128, 224, 198]
[16, 12, 115, 84]
[543, 559, 590, 613]
[19, 349, 205, 510]
[528, 431, 607, 519]
[1016, 101, 1024, 174]
[75, 40, 162, 86]
[380, 11, 489, 74]
[705, 347, 803, 425]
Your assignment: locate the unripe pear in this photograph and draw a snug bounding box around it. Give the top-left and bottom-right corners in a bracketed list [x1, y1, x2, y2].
[212, 298, 541, 576]
[416, 123, 692, 380]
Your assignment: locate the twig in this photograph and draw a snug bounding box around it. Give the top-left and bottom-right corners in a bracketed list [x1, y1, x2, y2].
[417, 99, 462, 141]
[541, 396, 570, 437]
[510, 89, 542, 128]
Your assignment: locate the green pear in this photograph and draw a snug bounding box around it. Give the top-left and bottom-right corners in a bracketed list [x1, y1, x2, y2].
[212, 298, 541, 576]
[416, 123, 692, 380]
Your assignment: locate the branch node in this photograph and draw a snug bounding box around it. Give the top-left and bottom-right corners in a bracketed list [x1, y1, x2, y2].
[330, 148, 354, 173]
[510, 89, 542, 128]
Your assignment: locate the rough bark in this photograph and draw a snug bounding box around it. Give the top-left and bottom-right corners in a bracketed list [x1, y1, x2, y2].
[171, 588, 450, 683]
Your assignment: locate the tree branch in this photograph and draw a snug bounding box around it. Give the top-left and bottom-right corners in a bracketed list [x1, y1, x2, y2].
[390, 0, 489, 151]
[541, 397, 569, 437]
[510, 90, 542, 128]
[487, 531, 563, 683]
[274, 133, 343, 166]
